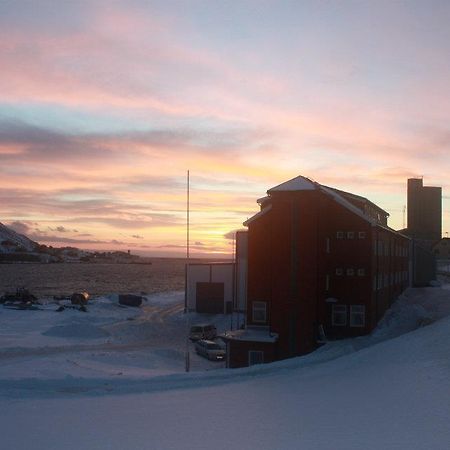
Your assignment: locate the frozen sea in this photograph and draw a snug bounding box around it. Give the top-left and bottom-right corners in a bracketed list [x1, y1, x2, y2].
[0, 258, 218, 297]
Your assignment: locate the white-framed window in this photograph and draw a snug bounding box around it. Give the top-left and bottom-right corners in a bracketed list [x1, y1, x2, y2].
[377, 274, 382, 289]
[346, 268, 355, 276]
[358, 231, 366, 239]
[336, 231, 344, 239]
[350, 305, 365, 327]
[357, 268, 365, 276]
[252, 301, 267, 323]
[347, 231, 355, 239]
[332, 304, 347, 326]
[248, 350, 264, 366]
[335, 268, 343, 276]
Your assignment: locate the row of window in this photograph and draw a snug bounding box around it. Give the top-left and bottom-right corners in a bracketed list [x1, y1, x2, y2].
[336, 231, 366, 240]
[332, 304, 365, 327]
[374, 240, 408, 257]
[335, 268, 366, 277]
[373, 271, 408, 290]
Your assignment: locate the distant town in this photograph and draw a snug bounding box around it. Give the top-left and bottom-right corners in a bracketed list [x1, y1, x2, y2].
[0, 222, 152, 264]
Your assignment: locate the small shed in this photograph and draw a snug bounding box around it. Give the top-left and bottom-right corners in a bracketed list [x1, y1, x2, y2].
[186, 263, 234, 314]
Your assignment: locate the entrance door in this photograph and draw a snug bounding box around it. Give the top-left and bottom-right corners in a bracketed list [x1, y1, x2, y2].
[196, 282, 224, 313]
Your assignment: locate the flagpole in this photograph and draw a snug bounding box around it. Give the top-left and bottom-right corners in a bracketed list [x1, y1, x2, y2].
[185, 170, 190, 372]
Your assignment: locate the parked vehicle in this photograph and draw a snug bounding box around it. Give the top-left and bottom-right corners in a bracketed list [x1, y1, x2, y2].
[189, 324, 217, 341]
[70, 292, 89, 305]
[0, 287, 37, 304]
[118, 294, 143, 307]
[195, 339, 226, 361]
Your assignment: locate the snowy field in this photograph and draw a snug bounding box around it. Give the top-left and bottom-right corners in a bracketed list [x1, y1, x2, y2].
[1, 286, 450, 449]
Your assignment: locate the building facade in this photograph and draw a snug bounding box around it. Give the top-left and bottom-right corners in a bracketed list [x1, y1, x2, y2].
[407, 178, 442, 242]
[225, 176, 410, 368]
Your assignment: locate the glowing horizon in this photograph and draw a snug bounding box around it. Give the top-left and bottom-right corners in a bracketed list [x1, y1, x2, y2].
[1, 1, 449, 256]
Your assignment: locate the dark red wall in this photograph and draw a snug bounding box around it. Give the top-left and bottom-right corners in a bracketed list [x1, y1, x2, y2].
[245, 188, 410, 363]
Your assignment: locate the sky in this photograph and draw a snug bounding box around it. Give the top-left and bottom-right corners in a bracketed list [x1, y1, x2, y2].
[1, 0, 449, 257]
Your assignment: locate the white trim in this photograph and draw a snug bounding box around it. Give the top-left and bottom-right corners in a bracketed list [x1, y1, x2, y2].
[350, 305, 365, 327]
[252, 301, 267, 323]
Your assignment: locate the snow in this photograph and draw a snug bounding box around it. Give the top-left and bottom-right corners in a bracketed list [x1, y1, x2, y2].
[268, 175, 316, 192]
[0, 221, 37, 252]
[1, 286, 450, 449]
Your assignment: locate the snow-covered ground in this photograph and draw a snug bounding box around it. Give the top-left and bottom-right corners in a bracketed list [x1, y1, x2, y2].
[1, 286, 450, 449]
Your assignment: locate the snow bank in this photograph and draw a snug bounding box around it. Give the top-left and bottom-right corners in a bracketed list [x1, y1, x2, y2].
[0, 286, 449, 450]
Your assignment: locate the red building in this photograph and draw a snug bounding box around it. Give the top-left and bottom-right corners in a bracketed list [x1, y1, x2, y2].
[224, 176, 410, 368]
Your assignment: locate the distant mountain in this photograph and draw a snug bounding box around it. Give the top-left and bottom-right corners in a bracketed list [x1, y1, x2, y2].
[0, 222, 38, 253]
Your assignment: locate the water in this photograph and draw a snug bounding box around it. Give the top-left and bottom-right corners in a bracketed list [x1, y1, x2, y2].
[0, 258, 209, 297]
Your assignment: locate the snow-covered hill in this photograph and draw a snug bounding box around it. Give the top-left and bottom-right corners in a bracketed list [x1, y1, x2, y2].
[0, 222, 38, 253]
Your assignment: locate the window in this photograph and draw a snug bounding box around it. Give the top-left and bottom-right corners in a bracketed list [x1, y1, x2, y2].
[377, 274, 382, 289]
[347, 231, 354, 239]
[252, 301, 267, 323]
[357, 268, 365, 276]
[358, 231, 366, 239]
[346, 268, 355, 276]
[336, 231, 344, 239]
[350, 305, 365, 327]
[377, 241, 383, 255]
[332, 305, 347, 326]
[335, 268, 343, 276]
[248, 350, 264, 366]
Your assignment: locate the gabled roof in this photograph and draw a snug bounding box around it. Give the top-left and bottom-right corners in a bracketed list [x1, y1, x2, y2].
[243, 205, 272, 226]
[244, 175, 394, 229]
[267, 175, 316, 193]
[321, 185, 389, 217]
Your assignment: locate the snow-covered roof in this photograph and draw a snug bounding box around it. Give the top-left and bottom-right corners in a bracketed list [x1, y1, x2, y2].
[267, 175, 316, 192]
[243, 205, 272, 227]
[245, 175, 402, 233]
[319, 185, 376, 225]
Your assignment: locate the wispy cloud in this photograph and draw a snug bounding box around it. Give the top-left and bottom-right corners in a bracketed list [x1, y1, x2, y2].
[1, 1, 449, 253]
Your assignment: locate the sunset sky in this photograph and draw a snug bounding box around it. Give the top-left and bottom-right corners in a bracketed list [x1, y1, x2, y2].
[1, 0, 449, 257]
